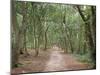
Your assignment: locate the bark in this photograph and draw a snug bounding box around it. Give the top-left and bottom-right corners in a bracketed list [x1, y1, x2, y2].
[63, 14, 74, 53]
[11, 0, 19, 68]
[91, 6, 96, 50]
[63, 36, 68, 53]
[76, 6, 96, 68]
[44, 26, 49, 50]
[21, 2, 29, 56]
[76, 6, 86, 22]
[34, 38, 39, 57]
[23, 29, 29, 56]
[76, 6, 94, 50]
[31, 3, 39, 56]
[91, 6, 96, 68]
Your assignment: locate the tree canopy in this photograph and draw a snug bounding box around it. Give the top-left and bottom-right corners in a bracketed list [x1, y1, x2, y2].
[11, 1, 96, 69]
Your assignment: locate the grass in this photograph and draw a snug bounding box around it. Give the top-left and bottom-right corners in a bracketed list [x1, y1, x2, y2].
[74, 53, 96, 68]
[74, 53, 93, 63]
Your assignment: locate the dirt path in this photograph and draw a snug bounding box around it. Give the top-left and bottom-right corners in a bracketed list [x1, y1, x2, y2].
[43, 46, 90, 71]
[44, 47, 67, 71]
[12, 46, 91, 74]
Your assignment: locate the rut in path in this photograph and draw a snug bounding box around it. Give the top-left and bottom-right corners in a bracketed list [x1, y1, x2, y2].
[43, 46, 90, 71]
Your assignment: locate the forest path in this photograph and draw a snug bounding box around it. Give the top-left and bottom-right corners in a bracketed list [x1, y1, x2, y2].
[43, 46, 90, 71]
[44, 46, 65, 71]
[12, 46, 91, 74]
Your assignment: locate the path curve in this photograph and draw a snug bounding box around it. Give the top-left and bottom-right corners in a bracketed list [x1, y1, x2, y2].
[12, 46, 91, 74]
[44, 46, 90, 71]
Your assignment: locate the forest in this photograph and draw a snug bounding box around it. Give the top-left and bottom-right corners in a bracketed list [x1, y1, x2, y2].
[11, 1, 96, 74]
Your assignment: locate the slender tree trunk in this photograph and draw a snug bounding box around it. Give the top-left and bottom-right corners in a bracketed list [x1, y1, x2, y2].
[23, 29, 29, 56]
[34, 38, 39, 56]
[21, 2, 29, 56]
[31, 3, 40, 56]
[62, 14, 74, 53]
[63, 36, 68, 53]
[44, 26, 49, 50]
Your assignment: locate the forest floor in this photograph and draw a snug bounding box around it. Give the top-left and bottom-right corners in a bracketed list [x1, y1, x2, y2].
[11, 46, 92, 74]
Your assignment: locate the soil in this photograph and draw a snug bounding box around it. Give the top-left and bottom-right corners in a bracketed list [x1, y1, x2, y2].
[11, 46, 92, 75]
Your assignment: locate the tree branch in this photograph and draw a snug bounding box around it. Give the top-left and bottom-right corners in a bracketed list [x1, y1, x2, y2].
[76, 6, 86, 22]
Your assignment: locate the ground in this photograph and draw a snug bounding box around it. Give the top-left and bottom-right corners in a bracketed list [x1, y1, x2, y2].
[11, 46, 92, 75]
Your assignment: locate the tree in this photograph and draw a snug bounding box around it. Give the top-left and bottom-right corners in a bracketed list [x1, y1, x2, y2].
[76, 5, 96, 68]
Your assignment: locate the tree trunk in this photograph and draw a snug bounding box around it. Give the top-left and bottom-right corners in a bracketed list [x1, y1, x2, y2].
[91, 6, 96, 68]
[44, 26, 49, 50]
[62, 14, 74, 53]
[21, 2, 29, 56]
[76, 6, 96, 68]
[23, 29, 29, 56]
[11, 0, 19, 68]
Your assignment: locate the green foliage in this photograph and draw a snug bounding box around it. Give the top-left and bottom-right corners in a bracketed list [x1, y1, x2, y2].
[74, 53, 92, 63]
[12, 1, 96, 65]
